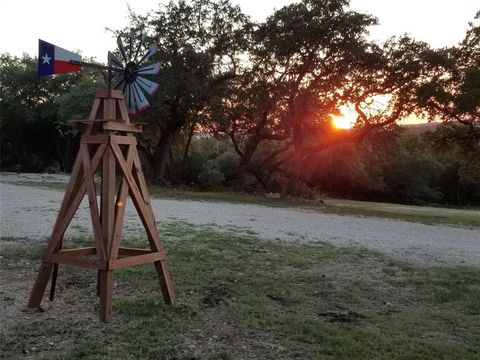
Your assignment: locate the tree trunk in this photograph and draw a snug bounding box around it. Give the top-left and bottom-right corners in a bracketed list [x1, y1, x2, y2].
[153, 127, 176, 185]
[282, 152, 302, 197]
[283, 122, 303, 197]
[247, 165, 269, 190]
[181, 122, 196, 180]
[456, 184, 461, 207]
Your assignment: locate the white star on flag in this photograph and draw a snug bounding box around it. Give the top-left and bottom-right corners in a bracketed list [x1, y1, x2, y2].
[42, 53, 51, 64]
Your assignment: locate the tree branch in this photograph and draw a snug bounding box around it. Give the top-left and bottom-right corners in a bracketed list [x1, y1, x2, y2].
[262, 142, 293, 165]
[229, 132, 245, 159]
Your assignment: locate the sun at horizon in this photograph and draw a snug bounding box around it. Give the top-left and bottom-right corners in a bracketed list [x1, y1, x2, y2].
[330, 105, 358, 129]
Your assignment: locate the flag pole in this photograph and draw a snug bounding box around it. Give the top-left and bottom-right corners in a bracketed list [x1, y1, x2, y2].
[69, 60, 123, 72]
[70, 60, 118, 97]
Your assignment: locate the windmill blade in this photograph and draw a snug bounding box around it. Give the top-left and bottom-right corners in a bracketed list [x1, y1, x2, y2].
[124, 84, 136, 114]
[108, 51, 124, 69]
[127, 84, 136, 114]
[137, 62, 160, 75]
[133, 33, 146, 62]
[135, 76, 159, 96]
[132, 82, 151, 112]
[137, 44, 158, 66]
[117, 35, 128, 63]
[129, 28, 134, 61]
[111, 72, 122, 86]
[112, 75, 125, 90]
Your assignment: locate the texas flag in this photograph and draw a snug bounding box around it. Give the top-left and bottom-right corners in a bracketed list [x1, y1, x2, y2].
[38, 40, 82, 76]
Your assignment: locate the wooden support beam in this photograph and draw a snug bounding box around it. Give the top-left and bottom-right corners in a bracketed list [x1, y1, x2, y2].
[57, 247, 97, 256]
[110, 144, 158, 238]
[80, 144, 106, 260]
[109, 252, 167, 270]
[96, 89, 124, 99]
[81, 135, 137, 145]
[45, 253, 106, 270]
[45, 144, 107, 255]
[27, 262, 55, 307]
[109, 145, 135, 260]
[70, 118, 113, 124]
[39, 249, 164, 270]
[154, 260, 176, 305]
[118, 247, 154, 256]
[102, 122, 143, 133]
[99, 270, 113, 322]
[101, 146, 116, 259]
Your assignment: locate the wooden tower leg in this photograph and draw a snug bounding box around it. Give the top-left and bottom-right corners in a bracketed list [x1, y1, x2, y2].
[99, 145, 116, 322]
[28, 154, 84, 308]
[99, 270, 113, 322]
[28, 262, 55, 307]
[131, 146, 176, 304]
[111, 143, 176, 305]
[154, 261, 176, 304]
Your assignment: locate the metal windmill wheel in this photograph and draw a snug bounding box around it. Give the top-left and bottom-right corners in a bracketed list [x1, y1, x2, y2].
[108, 30, 160, 114]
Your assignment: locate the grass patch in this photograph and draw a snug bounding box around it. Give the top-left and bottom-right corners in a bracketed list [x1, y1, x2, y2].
[1, 223, 479, 359]
[0, 237, 44, 260]
[427, 267, 480, 313]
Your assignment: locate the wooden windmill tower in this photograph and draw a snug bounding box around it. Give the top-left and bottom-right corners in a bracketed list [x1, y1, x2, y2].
[29, 34, 175, 322]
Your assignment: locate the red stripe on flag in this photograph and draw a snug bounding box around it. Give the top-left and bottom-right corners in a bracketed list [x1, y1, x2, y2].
[54, 60, 81, 74]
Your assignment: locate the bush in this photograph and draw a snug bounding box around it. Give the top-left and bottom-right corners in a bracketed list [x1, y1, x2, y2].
[198, 160, 226, 189]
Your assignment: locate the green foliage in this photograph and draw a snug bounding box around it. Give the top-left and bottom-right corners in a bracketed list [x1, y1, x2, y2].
[416, 12, 479, 137]
[0, 53, 99, 172]
[198, 159, 226, 188]
[181, 137, 239, 188]
[373, 133, 443, 203]
[424, 123, 480, 204]
[299, 125, 480, 205]
[196, 149, 239, 189]
[56, 77, 98, 123]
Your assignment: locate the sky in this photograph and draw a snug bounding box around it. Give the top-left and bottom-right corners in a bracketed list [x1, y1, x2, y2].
[0, 0, 478, 61]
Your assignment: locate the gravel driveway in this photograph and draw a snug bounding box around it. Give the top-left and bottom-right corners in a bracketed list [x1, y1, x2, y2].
[1, 174, 479, 267]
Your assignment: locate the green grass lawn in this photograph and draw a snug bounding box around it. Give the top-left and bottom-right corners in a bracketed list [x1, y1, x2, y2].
[1, 222, 479, 359]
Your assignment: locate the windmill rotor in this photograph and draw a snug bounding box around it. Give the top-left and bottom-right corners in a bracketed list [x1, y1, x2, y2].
[109, 31, 160, 114]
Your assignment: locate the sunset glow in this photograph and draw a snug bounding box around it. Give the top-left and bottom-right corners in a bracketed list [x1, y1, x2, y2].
[330, 105, 358, 129]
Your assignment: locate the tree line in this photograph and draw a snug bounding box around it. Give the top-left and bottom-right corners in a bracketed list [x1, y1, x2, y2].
[1, 0, 479, 205]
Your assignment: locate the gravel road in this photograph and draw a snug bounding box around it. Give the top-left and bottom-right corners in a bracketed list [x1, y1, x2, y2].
[1, 174, 479, 266]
